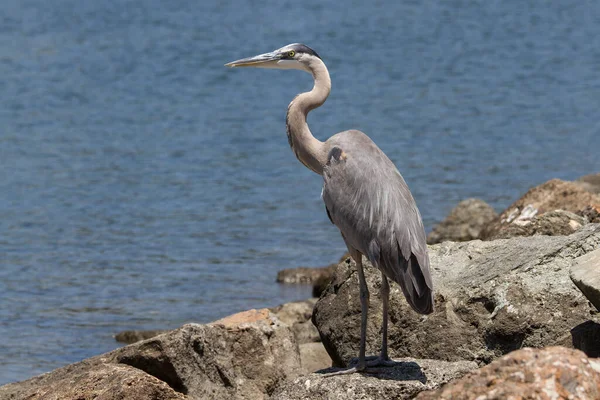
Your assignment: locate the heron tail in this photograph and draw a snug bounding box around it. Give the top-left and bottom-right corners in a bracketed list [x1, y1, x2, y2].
[399, 254, 433, 314]
[396, 253, 434, 314]
[368, 239, 434, 315]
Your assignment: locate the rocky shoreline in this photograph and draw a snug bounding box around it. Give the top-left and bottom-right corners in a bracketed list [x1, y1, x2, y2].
[1, 175, 599, 399]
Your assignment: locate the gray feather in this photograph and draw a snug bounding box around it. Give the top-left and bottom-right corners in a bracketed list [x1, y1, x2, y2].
[323, 130, 433, 314]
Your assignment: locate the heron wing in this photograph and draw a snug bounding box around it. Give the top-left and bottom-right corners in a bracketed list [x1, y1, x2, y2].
[322, 131, 433, 313]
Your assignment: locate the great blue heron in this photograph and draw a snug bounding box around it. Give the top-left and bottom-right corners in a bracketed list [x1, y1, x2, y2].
[225, 43, 434, 375]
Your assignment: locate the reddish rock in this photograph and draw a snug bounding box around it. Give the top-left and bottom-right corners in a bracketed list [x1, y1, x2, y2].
[210, 308, 271, 328]
[416, 347, 600, 400]
[482, 179, 600, 239]
[0, 363, 186, 400]
[485, 209, 587, 240]
[575, 173, 600, 194]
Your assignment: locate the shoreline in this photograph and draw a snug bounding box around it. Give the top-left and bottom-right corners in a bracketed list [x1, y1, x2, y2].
[2, 174, 599, 398]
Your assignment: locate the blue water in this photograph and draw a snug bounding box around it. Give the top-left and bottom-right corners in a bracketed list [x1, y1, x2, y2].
[1, 0, 599, 385]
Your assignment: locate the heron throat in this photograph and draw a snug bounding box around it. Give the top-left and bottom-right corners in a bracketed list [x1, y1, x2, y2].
[285, 57, 331, 175]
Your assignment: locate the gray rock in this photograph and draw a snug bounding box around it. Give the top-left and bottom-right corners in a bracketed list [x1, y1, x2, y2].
[313, 224, 600, 368]
[277, 254, 349, 297]
[270, 298, 321, 344]
[276, 266, 333, 285]
[570, 248, 600, 311]
[115, 329, 168, 344]
[482, 179, 600, 239]
[427, 198, 498, 244]
[571, 320, 600, 358]
[298, 342, 332, 374]
[1, 309, 301, 400]
[312, 273, 332, 297]
[272, 358, 477, 400]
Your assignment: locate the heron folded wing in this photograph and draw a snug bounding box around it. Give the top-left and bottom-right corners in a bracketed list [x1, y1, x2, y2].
[322, 132, 433, 313]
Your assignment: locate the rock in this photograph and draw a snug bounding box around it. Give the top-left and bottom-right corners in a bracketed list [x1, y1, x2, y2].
[312, 224, 600, 368]
[578, 204, 600, 223]
[416, 347, 600, 400]
[571, 320, 600, 358]
[427, 199, 498, 244]
[0, 363, 187, 400]
[277, 254, 349, 297]
[270, 299, 321, 344]
[272, 358, 477, 400]
[1, 309, 302, 400]
[298, 342, 332, 373]
[270, 299, 315, 327]
[484, 209, 588, 240]
[575, 172, 600, 194]
[276, 266, 333, 285]
[115, 329, 168, 344]
[482, 179, 600, 239]
[312, 274, 331, 297]
[571, 248, 600, 311]
[115, 299, 321, 347]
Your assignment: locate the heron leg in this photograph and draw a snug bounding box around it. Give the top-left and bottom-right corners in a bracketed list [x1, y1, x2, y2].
[355, 251, 369, 371]
[380, 271, 390, 360]
[363, 272, 396, 367]
[320, 249, 370, 377]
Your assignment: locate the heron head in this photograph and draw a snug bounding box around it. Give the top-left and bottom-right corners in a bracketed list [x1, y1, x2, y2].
[225, 43, 321, 73]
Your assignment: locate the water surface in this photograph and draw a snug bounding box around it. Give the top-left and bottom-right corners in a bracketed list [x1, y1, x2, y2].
[1, 0, 599, 384]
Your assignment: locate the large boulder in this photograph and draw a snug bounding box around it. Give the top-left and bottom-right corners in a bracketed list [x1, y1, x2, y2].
[481, 179, 600, 239]
[272, 357, 477, 400]
[312, 224, 600, 368]
[0, 309, 302, 400]
[570, 248, 600, 312]
[416, 347, 600, 399]
[427, 198, 498, 244]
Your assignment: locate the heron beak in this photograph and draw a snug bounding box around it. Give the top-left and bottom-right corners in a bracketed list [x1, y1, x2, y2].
[224, 51, 280, 68]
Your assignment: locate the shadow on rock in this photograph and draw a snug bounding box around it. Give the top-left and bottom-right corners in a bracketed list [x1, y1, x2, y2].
[273, 357, 476, 400]
[571, 320, 600, 358]
[317, 360, 427, 383]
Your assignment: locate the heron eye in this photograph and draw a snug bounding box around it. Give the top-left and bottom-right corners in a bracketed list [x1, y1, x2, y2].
[288, 50, 295, 57]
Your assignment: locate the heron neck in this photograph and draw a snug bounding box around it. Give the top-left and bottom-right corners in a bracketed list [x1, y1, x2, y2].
[286, 58, 331, 175]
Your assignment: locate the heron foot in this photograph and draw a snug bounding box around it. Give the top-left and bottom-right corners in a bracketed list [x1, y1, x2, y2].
[349, 355, 397, 368]
[319, 366, 364, 377]
[320, 362, 396, 377]
[320, 355, 398, 377]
